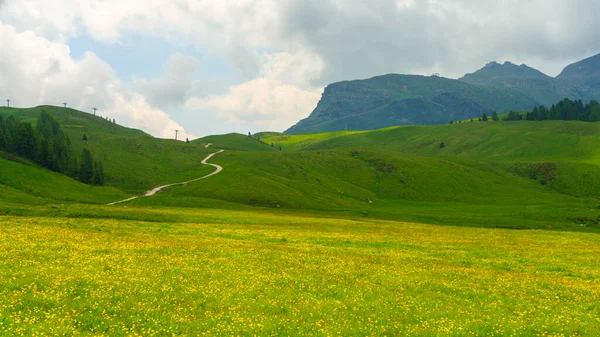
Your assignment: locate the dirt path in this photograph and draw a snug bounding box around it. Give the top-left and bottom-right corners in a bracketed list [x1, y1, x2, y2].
[107, 149, 224, 206]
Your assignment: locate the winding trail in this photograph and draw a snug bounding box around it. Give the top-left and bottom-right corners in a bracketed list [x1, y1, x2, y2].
[107, 149, 225, 206]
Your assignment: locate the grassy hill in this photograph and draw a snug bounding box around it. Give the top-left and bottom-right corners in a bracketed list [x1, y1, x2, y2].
[0, 106, 215, 193]
[0, 151, 129, 206]
[193, 133, 277, 151]
[135, 147, 598, 231]
[263, 120, 600, 199]
[1, 105, 598, 232]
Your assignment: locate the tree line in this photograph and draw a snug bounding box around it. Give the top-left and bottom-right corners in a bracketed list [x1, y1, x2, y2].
[0, 111, 105, 185]
[504, 98, 600, 122]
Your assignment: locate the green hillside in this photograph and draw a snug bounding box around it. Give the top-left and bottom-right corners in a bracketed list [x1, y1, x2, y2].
[263, 120, 600, 199]
[0, 106, 215, 193]
[132, 147, 597, 231]
[193, 133, 277, 151]
[1, 105, 598, 232]
[285, 74, 538, 133]
[0, 151, 129, 206]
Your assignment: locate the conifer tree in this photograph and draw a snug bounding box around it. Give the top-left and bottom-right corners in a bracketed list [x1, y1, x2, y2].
[79, 149, 94, 184]
[93, 161, 105, 186]
[482, 114, 488, 121]
[15, 122, 37, 159]
[492, 111, 499, 121]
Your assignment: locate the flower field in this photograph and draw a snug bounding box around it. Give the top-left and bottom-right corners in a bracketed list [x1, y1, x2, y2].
[1, 212, 599, 336]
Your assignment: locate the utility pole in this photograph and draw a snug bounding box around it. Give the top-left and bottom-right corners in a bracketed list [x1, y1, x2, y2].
[93, 108, 97, 116]
[175, 130, 179, 140]
[63, 102, 67, 108]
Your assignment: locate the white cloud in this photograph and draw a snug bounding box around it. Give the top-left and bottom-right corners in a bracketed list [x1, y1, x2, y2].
[135, 53, 202, 109]
[0, 23, 188, 139]
[184, 47, 324, 132]
[187, 77, 322, 132]
[3, 0, 600, 135]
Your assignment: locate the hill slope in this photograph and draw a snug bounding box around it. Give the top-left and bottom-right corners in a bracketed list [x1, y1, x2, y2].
[0, 106, 215, 193]
[193, 133, 277, 151]
[0, 151, 129, 205]
[265, 120, 600, 199]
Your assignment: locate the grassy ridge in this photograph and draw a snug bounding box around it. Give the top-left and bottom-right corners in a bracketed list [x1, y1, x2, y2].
[147, 148, 600, 232]
[1, 212, 599, 335]
[193, 133, 276, 151]
[262, 121, 600, 199]
[264, 121, 600, 162]
[0, 106, 215, 193]
[0, 153, 129, 204]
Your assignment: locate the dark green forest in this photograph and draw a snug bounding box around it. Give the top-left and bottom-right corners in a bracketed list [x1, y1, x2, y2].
[0, 110, 104, 185]
[503, 98, 600, 121]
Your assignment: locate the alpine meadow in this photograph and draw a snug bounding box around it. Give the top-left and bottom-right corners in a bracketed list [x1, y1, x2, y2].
[2, 1, 600, 336]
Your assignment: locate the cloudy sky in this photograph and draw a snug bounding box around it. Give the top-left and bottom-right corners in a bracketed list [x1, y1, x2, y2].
[1, 0, 599, 139]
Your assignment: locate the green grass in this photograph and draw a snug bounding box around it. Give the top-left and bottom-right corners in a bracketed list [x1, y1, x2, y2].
[140, 148, 599, 232]
[0, 106, 215, 193]
[255, 130, 366, 151]
[0, 152, 129, 205]
[261, 121, 600, 199]
[264, 121, 600, 162]
[193, 133, 277, 151]
[1, 210, 599, 335]
[1, 106, 600, 335]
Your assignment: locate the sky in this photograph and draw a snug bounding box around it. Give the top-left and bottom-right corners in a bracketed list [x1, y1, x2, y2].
[1, 0, 600, 139]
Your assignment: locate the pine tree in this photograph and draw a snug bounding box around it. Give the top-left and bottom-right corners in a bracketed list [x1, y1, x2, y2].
[186, 138, 189, 144]
[82, 134, 87, 141]
[440, 142, 445, 148]
[93, 161, 105, 186]
[492, 111, 499, 121]
[0, 116, 4, 149]
[3, 128, 13, 152]
[79, 149, 94, 184]
[482, 114, 488, 121]
[37, 138, 51, 168]
[14, 122, 37, 159]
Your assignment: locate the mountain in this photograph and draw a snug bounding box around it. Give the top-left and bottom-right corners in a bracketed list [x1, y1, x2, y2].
[285, 74, 538, 134]
[555, 53, 600, 100]
[459, 61, 563, 104]
[557, 53, 600, 85]
[286, 53, 600, 134]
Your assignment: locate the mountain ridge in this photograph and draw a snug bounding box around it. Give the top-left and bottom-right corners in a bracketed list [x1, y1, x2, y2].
[285, 53, 600, 134]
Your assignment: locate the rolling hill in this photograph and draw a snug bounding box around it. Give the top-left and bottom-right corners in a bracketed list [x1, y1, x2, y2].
[1, 104, 599, 232]
[0, 106, 215, 193]
[193, 133, 277, 151]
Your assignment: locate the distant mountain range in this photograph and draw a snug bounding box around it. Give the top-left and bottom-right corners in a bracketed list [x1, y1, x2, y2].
[285, 53, 600, 134]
